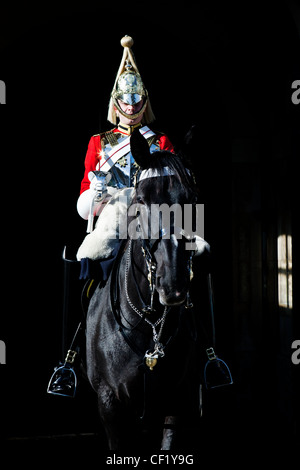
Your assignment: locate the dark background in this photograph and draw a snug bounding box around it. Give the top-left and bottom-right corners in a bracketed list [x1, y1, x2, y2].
[0, 0, 299, 463]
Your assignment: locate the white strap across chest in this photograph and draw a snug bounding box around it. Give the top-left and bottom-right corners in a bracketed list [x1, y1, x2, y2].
[99, 126, 155, 172]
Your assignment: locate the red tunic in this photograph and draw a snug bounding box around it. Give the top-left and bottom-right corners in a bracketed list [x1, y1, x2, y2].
[79, 127, 174, 195]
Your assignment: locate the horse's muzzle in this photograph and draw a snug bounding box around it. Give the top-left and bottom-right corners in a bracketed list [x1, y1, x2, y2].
[156, 281, 188, 306]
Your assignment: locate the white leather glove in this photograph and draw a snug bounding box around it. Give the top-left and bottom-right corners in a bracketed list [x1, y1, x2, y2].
[90, 172, 108, 199]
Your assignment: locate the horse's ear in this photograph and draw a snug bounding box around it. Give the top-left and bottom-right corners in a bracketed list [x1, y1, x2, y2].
[175, 124, 199, 167]
[130, 128, 151, 169]
[177, 125, 199, 157]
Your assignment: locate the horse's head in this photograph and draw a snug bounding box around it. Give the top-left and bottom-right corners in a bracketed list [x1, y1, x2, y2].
[130, 130, 198, 307]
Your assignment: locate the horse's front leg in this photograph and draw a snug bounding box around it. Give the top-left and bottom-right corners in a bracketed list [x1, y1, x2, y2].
[161, 416, 178, 450]
[97, 381, 124, 450]
[97, 381, 139, 450]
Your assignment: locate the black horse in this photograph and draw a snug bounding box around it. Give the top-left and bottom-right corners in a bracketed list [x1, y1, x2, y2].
[86, 130, 205, 450]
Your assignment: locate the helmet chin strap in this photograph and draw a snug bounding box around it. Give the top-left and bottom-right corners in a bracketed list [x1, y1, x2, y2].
[113, 97, 148, 121]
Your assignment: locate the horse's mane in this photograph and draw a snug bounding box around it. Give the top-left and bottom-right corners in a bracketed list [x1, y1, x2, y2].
[139, 150, 196, 192]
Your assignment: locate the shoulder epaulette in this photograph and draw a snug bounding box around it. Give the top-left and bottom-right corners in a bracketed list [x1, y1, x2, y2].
[146, 129, 164, 149]
[147, 135, 159, 148]
[99, 128, 119, 148]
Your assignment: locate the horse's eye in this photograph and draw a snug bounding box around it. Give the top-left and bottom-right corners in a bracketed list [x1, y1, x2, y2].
[136, 196, 145, 204]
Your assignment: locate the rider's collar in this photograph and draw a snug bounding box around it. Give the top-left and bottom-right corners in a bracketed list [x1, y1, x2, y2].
[117, 122, 142, 135]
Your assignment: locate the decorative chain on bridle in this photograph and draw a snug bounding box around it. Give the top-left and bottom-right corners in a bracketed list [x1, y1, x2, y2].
[124, 239, 169, 370]
[124, 239, 169, 348]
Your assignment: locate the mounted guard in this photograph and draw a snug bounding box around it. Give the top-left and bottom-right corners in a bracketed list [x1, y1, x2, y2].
[47, 34, 229, 423]
[48, 35, 181, 397]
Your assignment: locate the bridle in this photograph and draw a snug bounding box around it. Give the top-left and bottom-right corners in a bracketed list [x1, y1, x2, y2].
[122, 196, 196, 369]
[112, 166, 197, 369]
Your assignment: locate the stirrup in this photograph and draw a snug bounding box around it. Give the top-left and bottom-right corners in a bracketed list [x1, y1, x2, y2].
[47, 350, 78, 398]
[204, 347, 233, 390]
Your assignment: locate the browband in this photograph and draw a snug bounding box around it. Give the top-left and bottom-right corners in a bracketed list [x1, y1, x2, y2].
[138, 167, 176, 182]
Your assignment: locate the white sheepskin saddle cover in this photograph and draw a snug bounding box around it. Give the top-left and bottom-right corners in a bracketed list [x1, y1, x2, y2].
[77, 188, 134, 261]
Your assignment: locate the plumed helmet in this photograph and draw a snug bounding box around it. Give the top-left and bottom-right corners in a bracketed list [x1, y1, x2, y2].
[107, 36, 155, 124]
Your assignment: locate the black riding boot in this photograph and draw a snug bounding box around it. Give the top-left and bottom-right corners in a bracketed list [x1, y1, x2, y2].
[47, 247, 84, 398]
